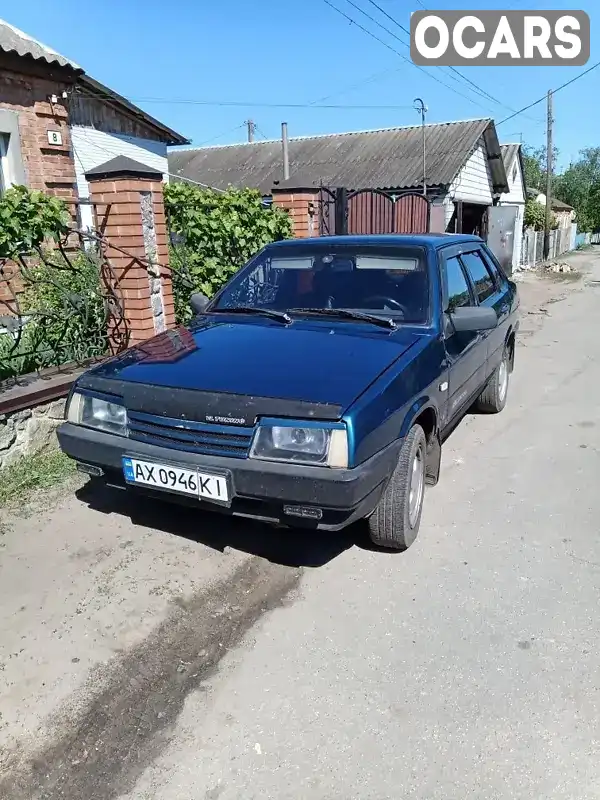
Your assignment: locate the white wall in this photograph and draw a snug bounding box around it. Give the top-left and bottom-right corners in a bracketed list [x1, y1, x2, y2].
[496, 149, 525, 271]
[449, 139, 493, 205]
[70, 126, 168, 229]
[500, 152, 526, 205]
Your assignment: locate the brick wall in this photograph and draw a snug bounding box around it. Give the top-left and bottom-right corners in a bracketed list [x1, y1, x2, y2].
[272, 190, 320, 238]
[0, 68, 77, 202]
[0, 68, 79, 309]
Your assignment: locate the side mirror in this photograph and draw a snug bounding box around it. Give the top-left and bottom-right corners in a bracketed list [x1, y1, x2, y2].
[449, 306, 498, 333]
[190, 292, 209, 315]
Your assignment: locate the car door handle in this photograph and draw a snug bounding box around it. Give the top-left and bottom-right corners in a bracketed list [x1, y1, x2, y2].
[500, 304, 510, 315]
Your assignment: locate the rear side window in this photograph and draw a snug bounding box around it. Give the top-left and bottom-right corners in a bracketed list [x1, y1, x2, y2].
[461, 251, 496, 303]
[445, 255, 472, 312]
[480, 246, 507, 285]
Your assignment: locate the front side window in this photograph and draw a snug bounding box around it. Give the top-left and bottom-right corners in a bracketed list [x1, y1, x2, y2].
[212, 246, 430, 324]
[445, 255, 472, 312]
[460, 251, 496, 303]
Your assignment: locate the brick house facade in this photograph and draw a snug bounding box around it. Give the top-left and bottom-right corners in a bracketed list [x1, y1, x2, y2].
[0, 19, 186, 210]
[0, 18, 186, 307]
[0, 64, 76, 202]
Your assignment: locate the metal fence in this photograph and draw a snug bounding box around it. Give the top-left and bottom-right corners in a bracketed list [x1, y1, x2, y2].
[0, 230, 128, 385]
[519, 224, 585, 269]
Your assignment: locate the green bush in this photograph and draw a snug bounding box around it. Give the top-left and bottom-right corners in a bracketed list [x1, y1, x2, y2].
[0, 185, 70, 259]
[0, 249, 107, 381]
[164, 183, 293, 322]
[524, 199, 558, 231]
[0, 186, 109, 381]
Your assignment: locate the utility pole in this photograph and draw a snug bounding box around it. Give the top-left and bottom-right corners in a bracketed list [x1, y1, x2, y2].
[543, 90, 553, 261]
[245, 119, 255, 143]
[413, 98, 427, 197]
[281, 121, 290, 181]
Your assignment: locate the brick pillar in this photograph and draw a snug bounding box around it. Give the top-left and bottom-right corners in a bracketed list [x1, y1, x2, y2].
[272, 189, 320, 238]
[85, 156, 175, 348]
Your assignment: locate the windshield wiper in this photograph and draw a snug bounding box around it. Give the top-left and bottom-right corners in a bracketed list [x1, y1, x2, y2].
[208, 306, 291, 324]
[288, 308, 397, 330]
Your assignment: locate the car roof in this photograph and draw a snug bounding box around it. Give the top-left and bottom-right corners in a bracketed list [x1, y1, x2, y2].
[267, 233, 483, 250]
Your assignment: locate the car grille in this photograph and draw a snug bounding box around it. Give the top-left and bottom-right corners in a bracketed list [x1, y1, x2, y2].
[127, 411, 254, 459]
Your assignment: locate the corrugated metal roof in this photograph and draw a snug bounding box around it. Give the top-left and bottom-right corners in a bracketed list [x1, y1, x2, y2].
[0, 18, 80, 70]
[169, 119, 509, 194]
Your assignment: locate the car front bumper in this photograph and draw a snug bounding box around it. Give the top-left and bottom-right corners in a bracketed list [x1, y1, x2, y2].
[57, 423, 400, 530]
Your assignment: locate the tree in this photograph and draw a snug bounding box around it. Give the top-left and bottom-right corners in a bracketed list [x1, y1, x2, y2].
[522, 144, 559, 193]
[553, 147, 600, 232]
[524, 199, 557, 231]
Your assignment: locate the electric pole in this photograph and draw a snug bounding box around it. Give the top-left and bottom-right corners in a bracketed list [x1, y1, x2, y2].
[543, 90, 553, 260]
[245, 119, 255, 143]
[413, 98, 427, 197]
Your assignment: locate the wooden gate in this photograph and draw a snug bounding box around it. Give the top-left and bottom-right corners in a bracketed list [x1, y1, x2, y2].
[318, 187, 430, 236]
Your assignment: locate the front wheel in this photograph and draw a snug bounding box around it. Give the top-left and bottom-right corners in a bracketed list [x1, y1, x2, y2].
[368, 424, 427, 551]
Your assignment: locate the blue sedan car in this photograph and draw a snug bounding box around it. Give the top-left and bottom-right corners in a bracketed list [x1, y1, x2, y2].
[58, 234, 519, 551]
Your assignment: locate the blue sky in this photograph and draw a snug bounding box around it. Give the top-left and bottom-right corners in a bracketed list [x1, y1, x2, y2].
[4, 0, 598, 169]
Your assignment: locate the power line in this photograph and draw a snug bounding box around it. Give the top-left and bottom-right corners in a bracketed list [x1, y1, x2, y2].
[341, 0, 503, 108]
[127, 97, 417, 110]
[309, 65, 404, 106]
[195, 123, 246, 147]
[360, 0, 539, 118]
[254, 125, 271, 140]
[322, 0, 496, 113]
[497, 59, 600, 125]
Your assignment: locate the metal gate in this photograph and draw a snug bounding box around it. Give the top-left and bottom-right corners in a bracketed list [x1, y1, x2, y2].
[485, 205, 519, 275]
[318, 187, 430, 236]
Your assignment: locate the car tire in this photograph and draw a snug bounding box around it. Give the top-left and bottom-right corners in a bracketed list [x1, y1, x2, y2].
[368, 424, 427, 551]
[475, 346, 510, 413]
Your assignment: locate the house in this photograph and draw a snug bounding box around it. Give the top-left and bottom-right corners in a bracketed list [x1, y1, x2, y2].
[169, 118, 510, 239]
[526, 188, 575, 230]
[0, 18, 188, 229]
[495, 143, 526, 271]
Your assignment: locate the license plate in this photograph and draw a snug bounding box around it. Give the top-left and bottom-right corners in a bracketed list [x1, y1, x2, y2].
[122, 457, 229, 502]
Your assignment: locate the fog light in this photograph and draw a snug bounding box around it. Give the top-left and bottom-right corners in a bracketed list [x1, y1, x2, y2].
[76, 462, 104, 477]
[283, 505, 323, 520]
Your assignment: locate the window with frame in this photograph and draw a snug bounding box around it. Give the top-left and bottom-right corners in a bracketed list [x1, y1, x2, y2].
[0, 134, 8, 195]
[445, 255, 472, 312]
[460, 250, 496, 303]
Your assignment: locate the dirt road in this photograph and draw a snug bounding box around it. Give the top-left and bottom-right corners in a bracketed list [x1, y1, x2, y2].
[1, 249, 599, 799]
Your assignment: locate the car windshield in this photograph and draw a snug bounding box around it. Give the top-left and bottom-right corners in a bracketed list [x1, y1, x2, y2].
[211, 245, 430, 324]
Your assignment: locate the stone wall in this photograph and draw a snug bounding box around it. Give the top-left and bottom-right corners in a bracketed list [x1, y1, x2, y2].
[0, 397, 65, 470]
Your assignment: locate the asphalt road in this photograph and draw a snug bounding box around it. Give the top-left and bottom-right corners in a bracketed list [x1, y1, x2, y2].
[1, 249, 600, 800]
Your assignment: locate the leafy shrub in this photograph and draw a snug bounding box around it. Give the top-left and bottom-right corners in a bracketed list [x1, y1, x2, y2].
[0, 249, 107, 381]
[524, 199, 558, 231]
[0, 186, 109, 381]
[164, 183, 293, 322]
[0, 185, 70, 259]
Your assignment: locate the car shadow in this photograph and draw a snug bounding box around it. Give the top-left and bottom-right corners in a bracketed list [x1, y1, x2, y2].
[75, 481, 387, 568]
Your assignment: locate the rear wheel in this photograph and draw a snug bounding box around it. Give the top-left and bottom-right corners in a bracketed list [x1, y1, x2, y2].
[368, 424, 427, 551]
[476, 346, 510, 413]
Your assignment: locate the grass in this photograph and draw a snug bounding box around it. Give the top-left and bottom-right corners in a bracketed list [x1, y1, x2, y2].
[0, 448, 76, 508]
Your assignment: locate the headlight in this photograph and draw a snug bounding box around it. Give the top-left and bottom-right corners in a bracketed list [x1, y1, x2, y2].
[67, 391, 128, 436]
[249, 423, 348, 468]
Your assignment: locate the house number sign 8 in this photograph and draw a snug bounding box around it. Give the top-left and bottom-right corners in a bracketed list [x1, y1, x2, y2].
[47, 130, 63, 146]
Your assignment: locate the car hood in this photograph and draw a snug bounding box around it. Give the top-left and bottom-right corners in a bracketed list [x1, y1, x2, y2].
[86, 316, 421, 411]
